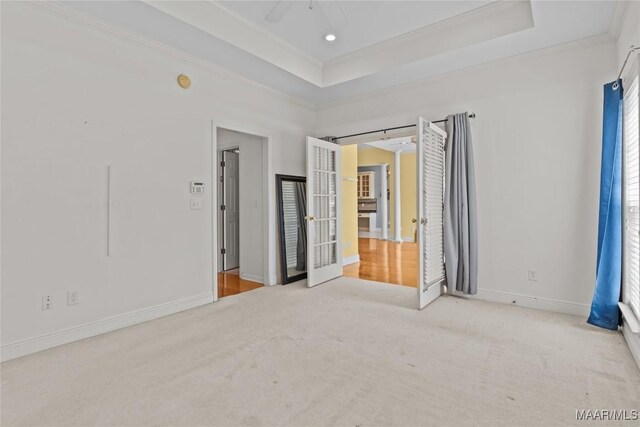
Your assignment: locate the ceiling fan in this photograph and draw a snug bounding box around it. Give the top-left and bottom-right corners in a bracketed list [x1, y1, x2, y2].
[265, 0, 348, 29]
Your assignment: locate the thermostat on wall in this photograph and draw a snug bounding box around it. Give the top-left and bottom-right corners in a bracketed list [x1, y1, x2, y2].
[190, 181, 205, 194]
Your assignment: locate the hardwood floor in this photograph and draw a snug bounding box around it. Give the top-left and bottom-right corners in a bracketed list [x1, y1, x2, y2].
[218, 238, 414, 296]
[343, 238, 418, 287]
[217, 269, 262, 298]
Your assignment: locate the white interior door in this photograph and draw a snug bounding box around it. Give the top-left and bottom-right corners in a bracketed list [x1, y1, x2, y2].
[417, 118, 447, 309]
[223, 150, 240, 270]
[306, 137, 343, 287]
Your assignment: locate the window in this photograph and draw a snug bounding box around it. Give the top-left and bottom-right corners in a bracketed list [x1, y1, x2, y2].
[623, 73, 640, 319]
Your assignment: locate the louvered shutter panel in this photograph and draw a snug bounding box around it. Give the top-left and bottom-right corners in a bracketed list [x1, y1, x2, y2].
[624, 74, 640, 319]
[282, 183, 299, 269]
[421, 120, 446, 289]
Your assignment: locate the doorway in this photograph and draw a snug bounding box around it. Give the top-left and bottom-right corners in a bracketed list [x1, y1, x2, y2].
[305, 118, 447, 309]
[340, 134, 419, 287]
[215, 128, 268, 299]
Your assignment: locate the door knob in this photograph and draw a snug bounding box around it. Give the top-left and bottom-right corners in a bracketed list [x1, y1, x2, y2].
[305, 215, 316, 221]
[411, 218, 417, 224]
[420, 218, 428, 225]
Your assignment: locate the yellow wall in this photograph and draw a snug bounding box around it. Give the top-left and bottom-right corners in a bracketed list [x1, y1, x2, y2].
[357, 148, 417, 241]
[341, 145, 359, 260]
[400, 153, 417, 242]
[357, 147, 395, 236]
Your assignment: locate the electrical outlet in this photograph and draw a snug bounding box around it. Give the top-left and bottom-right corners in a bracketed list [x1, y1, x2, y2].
[190, 198, 202, 210]
[41, 295, 53, 310]
[67, 291, 79, 306]
[528, 269, 538, 281]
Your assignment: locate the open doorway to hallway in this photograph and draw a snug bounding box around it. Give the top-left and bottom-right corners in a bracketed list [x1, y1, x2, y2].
[216, 128, 267, 298]
[340, 135, 419, 288]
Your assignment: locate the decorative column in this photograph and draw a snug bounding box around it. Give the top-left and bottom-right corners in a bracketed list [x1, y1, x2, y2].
[394, 150, 402, 242]
[381, 166, 388, 240]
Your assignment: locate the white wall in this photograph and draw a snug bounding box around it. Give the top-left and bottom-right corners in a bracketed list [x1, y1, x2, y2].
[0, 2, 314, 360]
[0, 1, 629, 361]
[317, 39, 617, 315]
[217, 129, 265, 283]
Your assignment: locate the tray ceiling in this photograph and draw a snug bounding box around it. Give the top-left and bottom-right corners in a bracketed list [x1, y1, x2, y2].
[219, 1, 493, 62]
[61, 1, 620, 106]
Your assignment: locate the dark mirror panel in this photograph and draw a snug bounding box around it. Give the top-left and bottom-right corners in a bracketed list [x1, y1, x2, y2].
[276, 175, 307, 284]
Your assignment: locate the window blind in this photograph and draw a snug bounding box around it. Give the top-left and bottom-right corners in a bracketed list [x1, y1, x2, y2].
[282, 183, 299, 269]
[624, 74, 640, 319]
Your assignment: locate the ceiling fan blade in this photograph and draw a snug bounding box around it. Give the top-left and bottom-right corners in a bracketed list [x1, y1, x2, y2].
[318, 1, 348, 29]
[265, 1, 294, 23]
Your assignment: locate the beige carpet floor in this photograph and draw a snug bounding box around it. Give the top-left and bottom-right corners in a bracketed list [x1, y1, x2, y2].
[2, 277, 639, 427]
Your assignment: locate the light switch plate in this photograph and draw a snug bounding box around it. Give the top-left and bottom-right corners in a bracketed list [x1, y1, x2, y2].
[190, 199, 202, 210]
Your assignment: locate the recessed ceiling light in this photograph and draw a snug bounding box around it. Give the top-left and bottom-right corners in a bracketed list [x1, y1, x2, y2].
[325, 33, 336, 42]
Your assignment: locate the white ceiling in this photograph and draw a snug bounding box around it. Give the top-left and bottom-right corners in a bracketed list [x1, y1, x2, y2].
[61, 1, 621, 107]
[360, 137, 416, 153]
[219, 1, 492, 62]
[141, 0, 535, 87]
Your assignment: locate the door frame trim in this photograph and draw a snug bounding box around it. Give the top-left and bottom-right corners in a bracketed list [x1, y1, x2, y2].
[211, 122, 273, 302]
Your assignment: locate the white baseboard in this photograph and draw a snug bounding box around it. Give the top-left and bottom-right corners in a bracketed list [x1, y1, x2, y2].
[358, 228, 391, 239]
[240, 273, 263, 284]
[343, 255, 360, 266]
[622, 322, 640, 371]
[357, 232, 412, 243]
[451, 288, 590, 317]
[1, 292, 214, 362]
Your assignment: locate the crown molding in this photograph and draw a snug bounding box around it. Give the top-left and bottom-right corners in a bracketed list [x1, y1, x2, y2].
[144, 0, 534, 89]
[317, 32, 617, 110]
[11, 1, 621, 113]
[322, 0, 534, 87]
[143, 0, 324, 87]
[210, 0, 322, 67]
[26, 1, 316, 111]
[608, 0, 630, 41]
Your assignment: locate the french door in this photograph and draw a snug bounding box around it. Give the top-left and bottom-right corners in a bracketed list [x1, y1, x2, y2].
[417, 118, 447, 309]
[306, 137, 343, 287]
